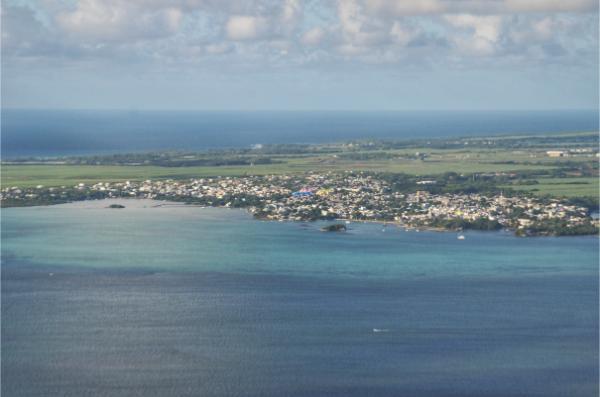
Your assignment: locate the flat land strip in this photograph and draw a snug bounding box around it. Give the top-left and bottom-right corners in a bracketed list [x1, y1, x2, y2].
[2, 131, 598, 199]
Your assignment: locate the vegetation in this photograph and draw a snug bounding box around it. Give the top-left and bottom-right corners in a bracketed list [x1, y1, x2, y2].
[2, 131, 597, 202]
[428, 217, 503, 231]
[516, 219, 599, 237]
[321, 224, 347, 232]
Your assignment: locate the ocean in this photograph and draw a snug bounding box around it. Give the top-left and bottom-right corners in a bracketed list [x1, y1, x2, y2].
[2, 109, 599, 158]
[2, 200, 598, 397]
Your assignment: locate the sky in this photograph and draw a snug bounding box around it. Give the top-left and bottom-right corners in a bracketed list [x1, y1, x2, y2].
[1, 0, 598, 111]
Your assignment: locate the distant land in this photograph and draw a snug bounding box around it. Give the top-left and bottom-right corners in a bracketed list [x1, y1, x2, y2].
[2, 130, 598, 195]
[2, 131, 598, 236]
[1, 109, 598, 158]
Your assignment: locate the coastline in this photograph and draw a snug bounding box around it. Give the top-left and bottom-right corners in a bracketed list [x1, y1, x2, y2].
[4, 197, 596, 238]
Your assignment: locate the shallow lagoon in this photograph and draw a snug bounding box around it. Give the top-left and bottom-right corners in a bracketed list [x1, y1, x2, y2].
[2, 200, 598, 396]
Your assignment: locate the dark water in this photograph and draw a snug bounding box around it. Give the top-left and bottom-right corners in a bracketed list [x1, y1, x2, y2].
[2, 109, 598, 158]
[2, 203, 598, 396]
[2, 266, 597, 397]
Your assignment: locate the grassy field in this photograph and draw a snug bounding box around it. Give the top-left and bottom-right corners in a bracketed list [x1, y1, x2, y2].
[0, 164, 280, 188]
[503, 177, 599, 198]
[2, 138, 597, 199]
[1, 157, 555, 189]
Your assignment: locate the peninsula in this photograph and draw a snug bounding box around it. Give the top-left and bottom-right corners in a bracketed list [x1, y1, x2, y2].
[2, 132, 598, 236]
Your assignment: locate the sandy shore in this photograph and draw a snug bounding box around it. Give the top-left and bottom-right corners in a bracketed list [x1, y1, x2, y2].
[33, 198, 197, 210]
[13, 198, 470, 235]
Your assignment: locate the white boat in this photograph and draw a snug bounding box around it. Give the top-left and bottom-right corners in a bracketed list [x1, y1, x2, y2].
[457, 235, 465, 240]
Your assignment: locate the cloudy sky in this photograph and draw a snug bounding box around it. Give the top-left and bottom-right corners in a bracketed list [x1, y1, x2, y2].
[2, 0, 598, 110]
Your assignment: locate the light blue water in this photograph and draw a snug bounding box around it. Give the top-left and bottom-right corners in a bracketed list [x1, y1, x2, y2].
[2, 109, 598, 158]
[1, 202, 597, 279]
[2, 202, 599, 396]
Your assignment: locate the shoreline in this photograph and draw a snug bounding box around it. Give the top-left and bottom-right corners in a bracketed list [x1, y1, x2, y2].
[4, 197, 597, 238]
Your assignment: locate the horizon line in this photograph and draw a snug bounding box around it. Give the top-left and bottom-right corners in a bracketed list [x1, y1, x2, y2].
[2, 107, 599, 113]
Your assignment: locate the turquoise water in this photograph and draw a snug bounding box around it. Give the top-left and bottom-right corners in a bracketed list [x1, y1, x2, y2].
[1, 201, 597, 279]
[2, 201, 599, 396]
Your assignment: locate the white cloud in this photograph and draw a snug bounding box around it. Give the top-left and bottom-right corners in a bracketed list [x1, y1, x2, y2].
[445, 14, 503, 55]
[225, 15, 268, 40]
[56, 1, 184, 43]
[390, 21, 417, 45]
[503, 0, 598, 13]
[2, 5, 46, 53]
[365, 0, 598, 15]
[446, 15, 502, 42]
[2, 0, 597, 70]
[337, 43, 367, 56]
[337, 0, 388, 47]
[281, 0, 301, 26]
[205, 42, 234, 54]
[365, 0, 446, 16]
[301, 27, 325, 46]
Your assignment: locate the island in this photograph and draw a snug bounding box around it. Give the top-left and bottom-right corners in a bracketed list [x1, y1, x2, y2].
[321, 224, 347, 232]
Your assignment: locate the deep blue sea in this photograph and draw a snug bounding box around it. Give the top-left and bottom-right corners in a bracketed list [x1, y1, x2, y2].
[2, 109, 598, 158]
[2, 200, 598, 397]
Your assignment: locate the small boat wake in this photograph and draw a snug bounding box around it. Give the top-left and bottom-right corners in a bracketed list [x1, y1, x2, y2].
[372, 328, 390, 333]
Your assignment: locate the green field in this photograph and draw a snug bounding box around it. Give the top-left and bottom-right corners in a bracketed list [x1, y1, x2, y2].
[503, 177, 599, 198]
[1, 164, 285, 188]
[2, 135, 598, 200]
[1, 157, 554, 189]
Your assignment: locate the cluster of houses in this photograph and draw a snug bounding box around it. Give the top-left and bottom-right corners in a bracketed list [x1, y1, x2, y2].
[1, 172, 596, 234]
[397, 191, 591, 229]
[546, 148, 599, 158]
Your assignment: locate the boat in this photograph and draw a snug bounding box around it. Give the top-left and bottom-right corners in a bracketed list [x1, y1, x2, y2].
[457, 235, 465, 240]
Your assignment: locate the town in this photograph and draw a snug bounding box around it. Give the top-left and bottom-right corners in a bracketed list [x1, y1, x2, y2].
[2, 172, 597, 236]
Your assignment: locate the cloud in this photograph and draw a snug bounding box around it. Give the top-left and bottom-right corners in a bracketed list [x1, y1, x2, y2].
[503, 0, 598, 13]
[225, 15, 268, 40]
[56, 0, 183, 43]
[205, 42, 234, 54]
[1, 4, 84, 60]
[224, 1, 301, 41]
[365, 0, 598, 16]
[1, 0, 597, 71]
[336, 0, 392, 55]
[445, 14, 503, 55]
[1, 5, 46, 55]
[390, 22, 417, 45]
[301, 27, 325, 46]
[280, 0, 301, 33]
